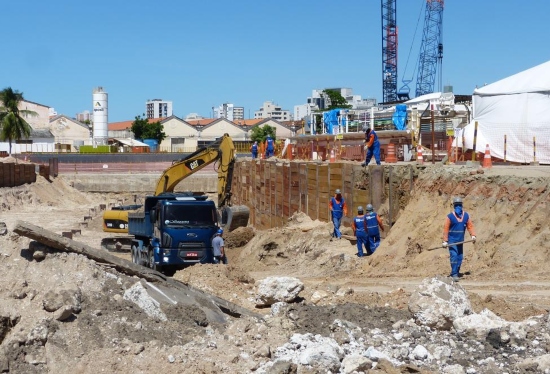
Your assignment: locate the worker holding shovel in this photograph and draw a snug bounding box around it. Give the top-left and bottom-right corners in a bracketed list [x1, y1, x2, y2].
[442, 197, 476, 282]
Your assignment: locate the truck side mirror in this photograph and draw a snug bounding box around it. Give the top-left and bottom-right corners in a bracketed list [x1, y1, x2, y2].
[150, 208, 156, 223]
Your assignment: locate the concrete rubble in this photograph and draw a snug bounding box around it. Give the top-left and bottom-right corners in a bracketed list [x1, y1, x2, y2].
[254, 276, 304, 307]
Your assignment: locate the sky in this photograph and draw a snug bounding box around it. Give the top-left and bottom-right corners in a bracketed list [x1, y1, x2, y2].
[2, 0, 549, 123]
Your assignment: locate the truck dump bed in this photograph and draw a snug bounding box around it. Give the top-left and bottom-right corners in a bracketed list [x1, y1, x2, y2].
[128, 211, 152, 237]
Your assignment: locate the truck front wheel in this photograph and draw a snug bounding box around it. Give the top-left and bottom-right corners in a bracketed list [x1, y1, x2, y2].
[148, 249, 161, 272]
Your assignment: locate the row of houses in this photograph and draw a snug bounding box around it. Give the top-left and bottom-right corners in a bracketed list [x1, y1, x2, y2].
[1, 113, 299, 154]
[108, 116, 296, 152]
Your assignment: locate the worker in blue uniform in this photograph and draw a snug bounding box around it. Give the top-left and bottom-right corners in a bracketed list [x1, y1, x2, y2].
[329, 189, 347, 240]
[442, 197, 476, 282]
[352, 206, 369, 257]
[361, 128, 381, 166]
[250, 141, 258, 159]
[364, 204, 384, 255]
[265, 136, 275, 158]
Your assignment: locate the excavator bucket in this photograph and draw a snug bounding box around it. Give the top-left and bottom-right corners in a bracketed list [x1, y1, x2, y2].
[219, 205, 250, 232]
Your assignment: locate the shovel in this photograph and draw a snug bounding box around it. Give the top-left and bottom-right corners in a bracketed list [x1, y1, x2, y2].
[427, 239, 475, 251]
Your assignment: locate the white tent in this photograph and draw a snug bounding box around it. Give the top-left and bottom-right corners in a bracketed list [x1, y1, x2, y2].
[462, 60, 550, 164]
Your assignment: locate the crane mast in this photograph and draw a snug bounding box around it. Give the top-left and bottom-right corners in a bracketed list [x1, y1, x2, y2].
[381, 0, 398, 103]
[415, 0, 444, 97]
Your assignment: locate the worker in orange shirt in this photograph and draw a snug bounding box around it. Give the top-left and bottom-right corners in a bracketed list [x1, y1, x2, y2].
[361, 128, 381, 166]
[364, 204, 384, 255]
[329, 189, 347, 240]
[442, 197, 476, 282]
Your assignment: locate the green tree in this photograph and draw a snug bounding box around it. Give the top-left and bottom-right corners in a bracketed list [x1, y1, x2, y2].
[143, 121, 166, 143]
[130, 115, 166, 143]
[250, 124, 276, 143]
[0, 87, 37, 155]
[130, 115, 148, 140]
[323, 89, 352, 110]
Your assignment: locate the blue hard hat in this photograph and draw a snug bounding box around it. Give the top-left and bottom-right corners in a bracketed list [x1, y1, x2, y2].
[217, 228, 223, 235]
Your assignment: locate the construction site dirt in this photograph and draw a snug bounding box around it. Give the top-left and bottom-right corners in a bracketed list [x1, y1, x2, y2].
[2, 156, 550, 373]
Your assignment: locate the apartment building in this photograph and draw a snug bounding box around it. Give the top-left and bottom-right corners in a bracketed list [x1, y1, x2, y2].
[254, 101, 291, 121]
[146, 99, 173, 119]
[213, 103, 244, 121]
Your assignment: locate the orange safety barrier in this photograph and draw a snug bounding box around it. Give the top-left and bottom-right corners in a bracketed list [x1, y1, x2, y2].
[482, 144, 492, 168]
[385, 143, 397, 163]
[417, 146, 424, 165]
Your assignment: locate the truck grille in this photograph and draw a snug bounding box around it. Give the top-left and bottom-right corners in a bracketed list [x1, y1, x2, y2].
[178, 242, 204, 249]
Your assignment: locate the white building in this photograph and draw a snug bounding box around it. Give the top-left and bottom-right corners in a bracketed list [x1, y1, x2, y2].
[146, 99, 173, 119]
[254, 101, 291, 121]
[213, 103, 244, 121]
[184, 113, 205, 120]
[76, 110, 92, 123]
[233, 106, 244, 120]
[294, 104, 315, 121]
[18, 100, 50, 129]
[213, 103, 234, 121]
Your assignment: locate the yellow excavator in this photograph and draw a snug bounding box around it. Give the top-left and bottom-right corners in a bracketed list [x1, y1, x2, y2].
[102, 134, 249, 234]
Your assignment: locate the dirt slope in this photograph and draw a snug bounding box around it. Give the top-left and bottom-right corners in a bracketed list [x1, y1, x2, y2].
[367, 166, 550, 281]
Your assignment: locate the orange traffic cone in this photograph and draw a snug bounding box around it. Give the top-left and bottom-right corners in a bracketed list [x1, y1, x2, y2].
[386, 143, 397, 163]
[482, 144, 492, 168]
[416, 146, 424, 165]
[329, 148, 336, 163]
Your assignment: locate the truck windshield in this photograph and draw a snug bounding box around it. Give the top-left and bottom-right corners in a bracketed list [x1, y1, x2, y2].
[163, 205, 217, 227]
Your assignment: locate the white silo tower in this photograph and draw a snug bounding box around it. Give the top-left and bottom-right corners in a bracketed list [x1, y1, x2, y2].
[92, 87, 108, 145]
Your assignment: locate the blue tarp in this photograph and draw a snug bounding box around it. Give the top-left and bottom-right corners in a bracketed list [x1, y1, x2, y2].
[392, 104, 407, 130]
[323, 109, 348, 134]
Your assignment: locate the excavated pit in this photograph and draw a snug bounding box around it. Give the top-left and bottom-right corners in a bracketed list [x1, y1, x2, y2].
[1, 158, 550, 372]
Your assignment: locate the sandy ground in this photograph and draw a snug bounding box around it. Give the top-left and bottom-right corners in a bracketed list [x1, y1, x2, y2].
[1, 157, 550, 372]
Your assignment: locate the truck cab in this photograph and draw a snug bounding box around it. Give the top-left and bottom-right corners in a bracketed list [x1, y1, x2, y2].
[129, 193, 219, 274]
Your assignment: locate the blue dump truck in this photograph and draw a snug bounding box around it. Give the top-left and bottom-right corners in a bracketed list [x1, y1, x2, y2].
[128, 193, 219, 274]
[127, 134, 250, 275]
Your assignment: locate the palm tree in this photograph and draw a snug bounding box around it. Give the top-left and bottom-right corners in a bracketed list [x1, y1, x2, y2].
[0, 87, 37, 155]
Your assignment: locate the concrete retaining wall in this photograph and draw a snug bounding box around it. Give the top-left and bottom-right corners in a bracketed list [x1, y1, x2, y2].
[61, 173, 218, 194]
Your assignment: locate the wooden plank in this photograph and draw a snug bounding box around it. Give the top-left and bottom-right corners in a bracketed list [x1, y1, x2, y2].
[6, 163, 14, 187]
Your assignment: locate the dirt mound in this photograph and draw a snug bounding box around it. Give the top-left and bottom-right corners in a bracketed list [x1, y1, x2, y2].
[224, 226, 255, 248]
